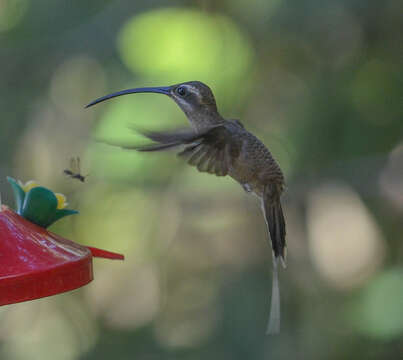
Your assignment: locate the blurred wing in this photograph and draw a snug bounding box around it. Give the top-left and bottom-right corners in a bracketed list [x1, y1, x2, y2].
[95, 125, 242, 177]
[96, 127, 206, 151]
[177, 126, 241, 177]
[76, 156, 81, 173]
[69, 157, 76, 173]
[136, 127, 202, 144]
[135, 127, 204, 152]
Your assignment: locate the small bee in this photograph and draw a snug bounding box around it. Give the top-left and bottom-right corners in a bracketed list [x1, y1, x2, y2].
[64, 157, 87, 182]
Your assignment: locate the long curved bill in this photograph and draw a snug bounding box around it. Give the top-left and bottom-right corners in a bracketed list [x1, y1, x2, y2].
[85, 86, 171, 108]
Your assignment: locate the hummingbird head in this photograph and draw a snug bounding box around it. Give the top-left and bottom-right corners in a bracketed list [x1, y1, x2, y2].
[86, 81, 222, 129]
[169, 81, 218, 116]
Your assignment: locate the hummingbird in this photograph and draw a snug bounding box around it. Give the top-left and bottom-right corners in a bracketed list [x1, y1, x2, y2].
[86, 81, 287, 334]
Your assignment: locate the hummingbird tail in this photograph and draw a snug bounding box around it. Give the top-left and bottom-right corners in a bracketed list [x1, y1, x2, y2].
[266, 256, 280, 334]
[262, 186, 287, 266]
[262, 184, 286, 334]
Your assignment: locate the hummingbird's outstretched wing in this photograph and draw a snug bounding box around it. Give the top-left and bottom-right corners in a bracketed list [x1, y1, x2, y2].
[100, 125, 242, 177]
[176, 126, 242, 176]
[135, 127, 204, 147]
[135, 125, 242, 177]
[95, 127, 203, 152]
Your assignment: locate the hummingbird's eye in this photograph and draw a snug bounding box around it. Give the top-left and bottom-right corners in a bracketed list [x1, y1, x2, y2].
[176, 86, 187, 97]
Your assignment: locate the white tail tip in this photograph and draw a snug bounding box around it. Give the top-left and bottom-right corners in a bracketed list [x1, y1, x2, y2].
[266, 258, 280, 335]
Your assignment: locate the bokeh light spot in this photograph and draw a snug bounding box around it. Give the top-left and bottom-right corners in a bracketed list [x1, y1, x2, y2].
[50, 55, 107, 117]
[351, 60, 400, 125]
[379, 142, 403, 211]
[118, 8, 254, 87]
[0, 0, 29, 32]
[86, 263, 161, 330]
[351, 268, 403, 339]
[74, 184, 159, 257]
[307, 183, 386, 289]
[0, 297, 97, 360]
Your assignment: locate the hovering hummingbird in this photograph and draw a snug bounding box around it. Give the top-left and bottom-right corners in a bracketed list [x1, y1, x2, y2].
[86, 81, 287, 334]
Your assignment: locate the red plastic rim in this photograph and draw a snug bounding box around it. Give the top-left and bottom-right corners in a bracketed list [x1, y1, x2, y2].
[0, 206, 93, 305]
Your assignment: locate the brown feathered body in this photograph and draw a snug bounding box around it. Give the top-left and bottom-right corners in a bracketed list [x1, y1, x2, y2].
[149, 118, 286, 259]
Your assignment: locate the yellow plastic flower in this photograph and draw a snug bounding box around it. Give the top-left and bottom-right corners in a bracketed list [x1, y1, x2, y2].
[16, 179, 69, 210]
[55, 193, 68, 210]
[17, 180, 40, 193]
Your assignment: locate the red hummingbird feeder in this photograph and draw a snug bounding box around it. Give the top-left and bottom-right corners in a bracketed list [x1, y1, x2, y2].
[0, 177, 124, 306]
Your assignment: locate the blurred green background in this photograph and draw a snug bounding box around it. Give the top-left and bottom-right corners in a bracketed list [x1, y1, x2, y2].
[1, 0, 402, 359]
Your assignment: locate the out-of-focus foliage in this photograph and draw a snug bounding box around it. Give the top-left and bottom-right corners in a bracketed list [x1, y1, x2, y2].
[0, 0, 402, 359]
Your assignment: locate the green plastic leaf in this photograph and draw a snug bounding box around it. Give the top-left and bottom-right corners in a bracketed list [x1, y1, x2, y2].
[20, 187, 58, 228]
[49, 209, 79, 225]
[7, 177, 26, 214]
